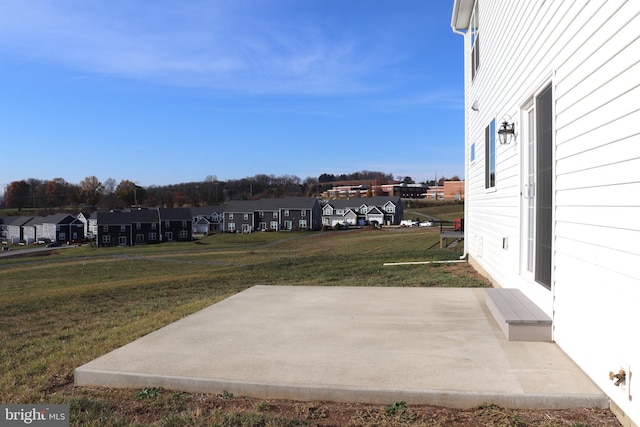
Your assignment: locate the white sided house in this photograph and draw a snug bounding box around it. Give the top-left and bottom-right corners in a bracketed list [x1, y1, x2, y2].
[452, 1, 639, 424]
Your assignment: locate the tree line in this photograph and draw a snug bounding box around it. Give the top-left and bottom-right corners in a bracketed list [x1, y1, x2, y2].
[1, 171, 453, 213]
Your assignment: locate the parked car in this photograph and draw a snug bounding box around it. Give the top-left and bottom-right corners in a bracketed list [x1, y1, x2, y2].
[47, 242, 60, 248]
[419, 221, 433, 227]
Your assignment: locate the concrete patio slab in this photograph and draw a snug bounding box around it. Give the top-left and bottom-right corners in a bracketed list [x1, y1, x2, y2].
[75, 286, 608, 409]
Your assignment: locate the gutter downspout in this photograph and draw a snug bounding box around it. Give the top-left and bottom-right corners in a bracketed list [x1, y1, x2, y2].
[451, 6, 466, 260]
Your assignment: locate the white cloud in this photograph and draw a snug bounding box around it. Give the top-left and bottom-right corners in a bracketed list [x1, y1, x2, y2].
[0, 0, 403, 95]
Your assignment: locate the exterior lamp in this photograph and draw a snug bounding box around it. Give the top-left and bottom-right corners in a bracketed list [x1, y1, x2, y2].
[498, 121, 515, 145]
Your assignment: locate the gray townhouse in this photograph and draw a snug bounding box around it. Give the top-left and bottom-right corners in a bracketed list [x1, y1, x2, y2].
[96, 208, 193, 246]
[158, 208, 193, 242]
[223, 201, 255, 233]
[97, 209, 161, 247]
[223, 197, 322, 232]
[21, 214, 85, 244]
[0, 216, 33, 244]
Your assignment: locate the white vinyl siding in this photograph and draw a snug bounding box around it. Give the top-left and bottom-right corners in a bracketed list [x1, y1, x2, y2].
[458, 0, 640, 422]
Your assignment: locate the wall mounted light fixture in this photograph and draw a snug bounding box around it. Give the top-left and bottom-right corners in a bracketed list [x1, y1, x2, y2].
[471, 100, 479, 111]
[498, 121, 515, 145]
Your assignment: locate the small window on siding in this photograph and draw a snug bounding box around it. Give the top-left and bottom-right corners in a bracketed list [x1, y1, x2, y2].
[485, 119, 496, 189]
[470, 142, 476, 163]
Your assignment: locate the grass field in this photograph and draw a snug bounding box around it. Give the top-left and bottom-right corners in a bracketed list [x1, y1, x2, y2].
[403, 200, 464, 222]
[0, 228, 479, 422]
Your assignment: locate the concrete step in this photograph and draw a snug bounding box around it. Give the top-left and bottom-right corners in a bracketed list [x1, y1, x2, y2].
[485, 288, 552, 342]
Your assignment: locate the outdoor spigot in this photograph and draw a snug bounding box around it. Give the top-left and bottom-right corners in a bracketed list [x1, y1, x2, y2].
[609, 370, 626, 386]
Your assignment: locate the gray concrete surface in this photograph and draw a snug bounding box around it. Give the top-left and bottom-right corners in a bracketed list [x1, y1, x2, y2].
[75, 286, 608, 409]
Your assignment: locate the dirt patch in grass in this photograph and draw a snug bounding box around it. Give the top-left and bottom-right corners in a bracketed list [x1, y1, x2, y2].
[61, 384, 621, 426]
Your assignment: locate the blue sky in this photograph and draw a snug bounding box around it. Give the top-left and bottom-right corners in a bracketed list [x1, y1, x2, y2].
[0, 0, 463, 192]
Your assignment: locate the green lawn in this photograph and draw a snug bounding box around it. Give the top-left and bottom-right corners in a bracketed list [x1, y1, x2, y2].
[0, 228, 488, 425]
[403, 201, 464, 222]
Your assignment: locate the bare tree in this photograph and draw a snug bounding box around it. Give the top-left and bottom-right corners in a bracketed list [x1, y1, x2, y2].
[100, 178, 117, 210]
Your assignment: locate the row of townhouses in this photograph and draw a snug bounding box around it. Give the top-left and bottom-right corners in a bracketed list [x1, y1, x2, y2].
[1, 197, 403, 247]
